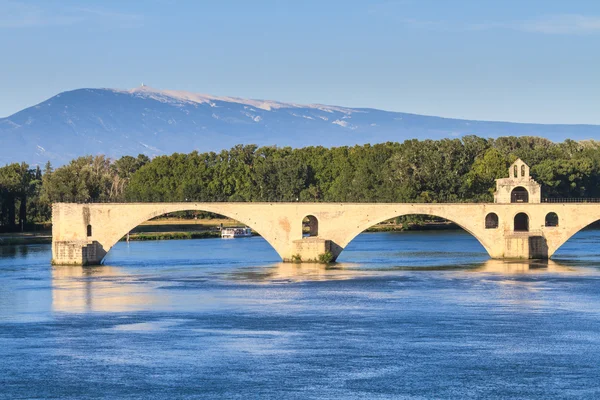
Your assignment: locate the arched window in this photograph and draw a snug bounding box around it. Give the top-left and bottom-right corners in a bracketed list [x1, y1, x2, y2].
[545, 212, 559, 227]
[485, 213, 499, 229]
[521, 165, 526, 177]
[303, 215, 318, 237]
[513, 165, 518, 178]
[514, 213, 529, 232]
[87, 224, 92, 237]
[511, 187, 529, 203]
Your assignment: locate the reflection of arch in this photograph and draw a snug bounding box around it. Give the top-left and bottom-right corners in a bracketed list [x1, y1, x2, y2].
[303, 215, 319, 237]
[485, 213, 499, 229]
[514, 213, 529, 232]
[545, 212, 559, 227]
[340, 213, 492, 259]
[511, 187, 529, 203]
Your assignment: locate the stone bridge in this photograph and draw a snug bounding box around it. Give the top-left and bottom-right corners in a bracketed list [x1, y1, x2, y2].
[51, 159, 600, 265]
[51, 201, 600, 265]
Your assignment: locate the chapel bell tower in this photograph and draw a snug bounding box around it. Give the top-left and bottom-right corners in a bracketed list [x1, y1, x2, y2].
[494, 159, 541, 204]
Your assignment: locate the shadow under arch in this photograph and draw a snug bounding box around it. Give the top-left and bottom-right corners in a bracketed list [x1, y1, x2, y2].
[97, 206, 282, 264]
[336, 212, 492, 261]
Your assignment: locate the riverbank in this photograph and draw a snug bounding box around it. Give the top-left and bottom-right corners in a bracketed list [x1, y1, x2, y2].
[0, 233, 51, 245]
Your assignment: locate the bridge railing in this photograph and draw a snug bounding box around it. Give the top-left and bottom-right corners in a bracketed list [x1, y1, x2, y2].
[543, 198, 600, 203]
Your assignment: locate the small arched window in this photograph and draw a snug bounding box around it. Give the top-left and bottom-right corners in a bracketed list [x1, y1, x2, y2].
[303, 215, 318, 237]
[513, 165, 518, 178]
[86, 224, 92, 237]
[545, 212, 559, 227]
[485, 213, 499, 229]
[521, 165, 526, 177]
[514, 213, 529, 232]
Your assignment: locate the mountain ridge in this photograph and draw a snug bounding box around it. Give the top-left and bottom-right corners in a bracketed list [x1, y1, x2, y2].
[1, 86, 599, 166]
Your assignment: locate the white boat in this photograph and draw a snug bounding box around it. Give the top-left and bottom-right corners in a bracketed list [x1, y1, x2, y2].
[221, 226, 252, 238]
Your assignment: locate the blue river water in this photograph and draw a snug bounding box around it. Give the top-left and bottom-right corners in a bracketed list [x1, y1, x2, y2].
[1, 230, 600, 399]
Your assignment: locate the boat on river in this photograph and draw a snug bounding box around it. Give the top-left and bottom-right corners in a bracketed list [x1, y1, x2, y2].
[221, 226, 252, 239]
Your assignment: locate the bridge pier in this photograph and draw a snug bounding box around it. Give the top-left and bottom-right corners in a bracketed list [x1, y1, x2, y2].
[289, 238, 337, 263]
[503, 234, 548, 260]
[52, 240, 106, 266]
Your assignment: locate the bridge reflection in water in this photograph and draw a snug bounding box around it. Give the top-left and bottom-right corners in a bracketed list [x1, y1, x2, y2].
[51, 266, 160, 313]
[471, 259, 578, 274]
[51, 258, 587, 313]
[237, 260, 583, 283]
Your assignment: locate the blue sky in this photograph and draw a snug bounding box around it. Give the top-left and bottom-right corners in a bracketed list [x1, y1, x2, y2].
[1, 0, 599, 124]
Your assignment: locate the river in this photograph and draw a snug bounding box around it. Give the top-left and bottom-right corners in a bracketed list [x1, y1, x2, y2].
[1, 230, 600, 399]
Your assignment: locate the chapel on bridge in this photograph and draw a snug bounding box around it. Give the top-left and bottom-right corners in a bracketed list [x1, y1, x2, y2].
[494, 159, 541, 204]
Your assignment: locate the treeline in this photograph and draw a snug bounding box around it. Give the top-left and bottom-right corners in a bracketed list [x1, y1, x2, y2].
[2, 136, 600, 231]
[0, 155, 149, 231]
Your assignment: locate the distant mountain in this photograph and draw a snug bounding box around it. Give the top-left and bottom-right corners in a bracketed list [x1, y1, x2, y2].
[1, 85, 599, 166]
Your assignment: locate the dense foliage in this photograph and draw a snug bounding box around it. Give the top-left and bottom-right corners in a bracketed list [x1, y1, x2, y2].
[1, 136, 600, 231]
[124, 137, 600, 202]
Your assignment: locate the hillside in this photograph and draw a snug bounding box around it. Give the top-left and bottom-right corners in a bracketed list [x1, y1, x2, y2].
[1, 85, 599, 165]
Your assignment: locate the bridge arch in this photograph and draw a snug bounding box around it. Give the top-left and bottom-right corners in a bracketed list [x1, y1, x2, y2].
[547, 211, 600, 257]
[91, 204, 286, 264]
[335, 211, 494, 260]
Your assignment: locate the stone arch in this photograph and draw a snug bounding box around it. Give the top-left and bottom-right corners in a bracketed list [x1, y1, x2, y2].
[96, 204, 284, 264]
[546, 209, 600, 257]
[337, 211, 494, 260]
[511, 187, 529, 203]
[86, 224, 92, 237]
[303, 215, 319, 237]
[514, 212, 529, 232]
[485, 213, 499, 229]
[545, 212, 559, 227]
